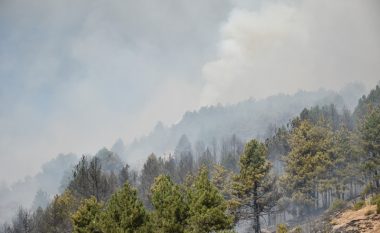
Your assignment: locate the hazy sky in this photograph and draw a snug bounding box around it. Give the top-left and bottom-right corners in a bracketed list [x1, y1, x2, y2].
[1, 0, 379, 183]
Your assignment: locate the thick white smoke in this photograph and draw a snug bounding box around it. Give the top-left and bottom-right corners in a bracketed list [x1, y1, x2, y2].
[201, 0, 380, 105]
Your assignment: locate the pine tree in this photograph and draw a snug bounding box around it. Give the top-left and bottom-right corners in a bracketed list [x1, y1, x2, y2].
[150, 175, 188, 233]
[11, 207, 33, 233]
[68, 156, 110, 201]
[31, 189, 50, 210]
[332, 126, 362, 199]
[282, 120, 334, 213]
[118, 164, 130, 186]
[162, 155, 178, 182]
[140, 153, 162, 207]
[185, 167, 233, 233]
[43, 191, 77, 233]
[197, 148, 215, 171]
[220, 135, 244, 172]
[232, 139, 273, 233]
[175, 135, 194, 183]
[360, 107, 380, 189]
[211, 164, 233, 200]
[71, 196, 103, 233]
[102, 182, 148, 233]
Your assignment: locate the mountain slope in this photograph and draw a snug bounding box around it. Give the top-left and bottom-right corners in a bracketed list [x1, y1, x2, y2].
[122, 84, 366, 167]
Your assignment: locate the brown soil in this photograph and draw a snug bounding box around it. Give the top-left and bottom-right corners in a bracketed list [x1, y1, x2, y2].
[331, 204, 380, 233]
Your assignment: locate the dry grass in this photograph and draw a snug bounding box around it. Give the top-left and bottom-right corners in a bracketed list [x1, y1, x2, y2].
[331, 204, 380, 233]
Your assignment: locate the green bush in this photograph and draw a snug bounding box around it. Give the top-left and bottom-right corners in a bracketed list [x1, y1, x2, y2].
[361, 183, 375, 197]
[329, 199, 346, 212]
[353, 200, 365, 210]
[293, 226, 302, 233]
[370, 194, 380, 205]
[367, 194, 380, 214]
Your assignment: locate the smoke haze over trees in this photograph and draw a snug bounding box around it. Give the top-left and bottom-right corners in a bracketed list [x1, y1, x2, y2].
[0, 0, 379, 184]
[0, 0, 380, 231]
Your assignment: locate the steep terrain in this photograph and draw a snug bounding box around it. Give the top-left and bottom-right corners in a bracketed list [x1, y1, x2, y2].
[122, 84, 366, 168]
[331, 204, 380, 233]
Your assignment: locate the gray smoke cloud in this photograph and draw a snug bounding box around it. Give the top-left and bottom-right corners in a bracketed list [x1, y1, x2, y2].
[0, 0, 230, 183]
[0, 0, 379, 183]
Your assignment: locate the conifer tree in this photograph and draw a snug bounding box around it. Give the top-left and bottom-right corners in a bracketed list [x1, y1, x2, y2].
[360, 107, 380, 189]
[118, 164, 130, 186]
[31, 189, 50, 210]
[212, 164, 233, 199]
[150, 175, 188, 233]
[140, 153, 162, 207]
[175, 135, 194, 183]
[197, 148, 215, 171]
[232, 139, 273, 233]
[186, 167, 233, 233]
[102, 182, 148, 233]
[71, 196, 103, 233]
[282, 120, 334, 212]
[332, 126, 361, 199]
[43, 191, 77, 233]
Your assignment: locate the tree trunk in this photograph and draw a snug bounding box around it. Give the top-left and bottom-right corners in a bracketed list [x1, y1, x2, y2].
[350, 182, 353, 199]
[253, 181, 260, 233]
[375, 169, 380, 189]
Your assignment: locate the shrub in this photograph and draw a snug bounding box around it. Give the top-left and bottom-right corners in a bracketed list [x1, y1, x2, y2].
[276, 224, 288, 233]
[329, 199, 346, 212]
[293, 226, 302, 233]
[361, 184, 375, 197]
[353, 200, 365, 210]
[370, 194, 380, 205]
[369, 194, 380, 214]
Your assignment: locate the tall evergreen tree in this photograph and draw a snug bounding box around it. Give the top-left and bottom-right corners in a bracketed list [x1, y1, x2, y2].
[68, 156, 110, 201]
[102, 182, 148, 233]
[186, 167, 233, 233]
[232, 139, 273, 233]
[359, 107, 380, 189]
[71, 196, 103, 233]
[118, 164, 130, 186]
[11, 207, 33, 233]
[332, 126, 362, 199]
[42, 191, 77, 233]
[150, 175, 188, 233]
[282, 120, 335, 213]
[140, 153, 162, 207]
[197, 148, 215, 172]
[31, 189, 50, 210]
[175, 135, 194, 183]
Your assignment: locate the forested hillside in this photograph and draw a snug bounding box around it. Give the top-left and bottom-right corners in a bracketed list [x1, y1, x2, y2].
[2, 83, 380, 233]
[123, 84, 366, 168]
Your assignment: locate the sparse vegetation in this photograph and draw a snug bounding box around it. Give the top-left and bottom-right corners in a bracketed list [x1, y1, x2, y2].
[329, 199, 347, 213]
[293, 226, 302, 233]
[365, 209, 374, 216]
[353, 200, 365, 210]
[276, 224, 288, 233]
